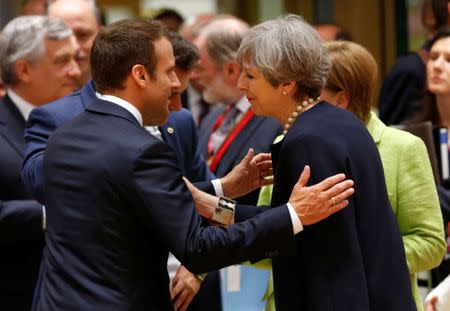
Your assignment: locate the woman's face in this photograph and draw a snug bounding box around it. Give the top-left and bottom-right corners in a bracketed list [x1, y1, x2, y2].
[237, 65, 283, 118]
[427, 37, 450, 95]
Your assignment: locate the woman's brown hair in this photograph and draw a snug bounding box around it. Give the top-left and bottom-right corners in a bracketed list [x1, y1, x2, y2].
[324, 41, 378, 123]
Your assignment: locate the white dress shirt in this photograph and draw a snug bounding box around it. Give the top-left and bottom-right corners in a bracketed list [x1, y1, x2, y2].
[7, 89, 35, 120]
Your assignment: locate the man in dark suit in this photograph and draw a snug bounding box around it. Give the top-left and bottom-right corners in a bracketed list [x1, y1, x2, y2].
[0, 15, 80, 310]
[23, 29, 254, 311]
[193, 17, 282, 206]
[37, 18, 354, 310]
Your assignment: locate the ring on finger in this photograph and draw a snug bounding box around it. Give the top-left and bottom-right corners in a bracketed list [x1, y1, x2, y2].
[331, 196, 336, 205]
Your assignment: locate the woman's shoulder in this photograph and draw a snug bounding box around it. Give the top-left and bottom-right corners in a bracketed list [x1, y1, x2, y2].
[382, 125, 425, 150]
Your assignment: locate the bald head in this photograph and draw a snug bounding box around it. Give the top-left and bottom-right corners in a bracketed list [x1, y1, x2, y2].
[47, 0, 101, 86]
[196, 16, 249, 67]
[192, 16, 249, 104]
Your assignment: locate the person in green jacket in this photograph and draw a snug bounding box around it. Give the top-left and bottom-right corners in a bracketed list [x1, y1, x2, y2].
[322, 40, 447, 311]
[258, 40, 447, 311]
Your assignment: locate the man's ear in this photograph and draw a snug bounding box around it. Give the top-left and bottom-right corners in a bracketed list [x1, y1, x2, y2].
[15, 60, 32, 83]
[336, 90, 349, 109]
[222, 61, 241, 86]
[131, 64, 149, 87]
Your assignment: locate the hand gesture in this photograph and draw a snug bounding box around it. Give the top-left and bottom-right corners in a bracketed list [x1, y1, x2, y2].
[289, 166, 354, 225]
[221, 148, 273, 198]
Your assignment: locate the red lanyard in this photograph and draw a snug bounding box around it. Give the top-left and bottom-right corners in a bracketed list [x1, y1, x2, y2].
[207, 108, 254, 172]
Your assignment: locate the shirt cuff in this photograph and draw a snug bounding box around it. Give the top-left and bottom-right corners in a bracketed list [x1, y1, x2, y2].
[287, 203, 303, 234]
[211, 179, 224, 196]
[42, 205, 46, 231]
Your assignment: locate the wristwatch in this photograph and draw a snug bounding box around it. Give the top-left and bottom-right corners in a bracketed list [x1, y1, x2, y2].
[211, 196, 236, 226]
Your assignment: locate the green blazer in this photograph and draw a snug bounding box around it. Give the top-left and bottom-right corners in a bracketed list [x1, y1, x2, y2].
[258, 113, 446, 311]
[366, 112, 446, 310]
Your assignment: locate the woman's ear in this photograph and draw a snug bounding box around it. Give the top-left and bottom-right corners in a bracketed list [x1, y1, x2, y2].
[336, 91, 349, 109]
[280, 81, 296, 96]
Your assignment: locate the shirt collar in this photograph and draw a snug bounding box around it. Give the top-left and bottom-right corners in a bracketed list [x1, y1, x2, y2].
[96, 93, 143, 126]
[6, 89, 35, 121]
[235, 96, 251, 114]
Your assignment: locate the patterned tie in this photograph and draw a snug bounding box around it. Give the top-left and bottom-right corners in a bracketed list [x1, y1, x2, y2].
[211, 105, 240, 154]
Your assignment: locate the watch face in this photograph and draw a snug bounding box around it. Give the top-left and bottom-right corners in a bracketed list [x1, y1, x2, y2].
[212, 197, 236, 226]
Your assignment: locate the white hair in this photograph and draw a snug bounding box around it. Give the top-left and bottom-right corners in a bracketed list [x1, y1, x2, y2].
[199, 17, 249, 67]
[0, 15, 73, 85]
[237, 14, 330, 98]
[46, 0, 103, 25]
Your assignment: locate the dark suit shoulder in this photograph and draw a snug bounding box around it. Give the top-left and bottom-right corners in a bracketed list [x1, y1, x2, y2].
[32, 91, 84, 123]
[385, 52, 424, 78]
[166, 108, 196, 129]
[287, 101, 368, 141]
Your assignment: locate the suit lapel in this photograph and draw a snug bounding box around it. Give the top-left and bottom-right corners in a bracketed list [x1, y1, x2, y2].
[0, 95, 26, 155]
[159, 121, 174, 145]
[270, 135, 285, 173]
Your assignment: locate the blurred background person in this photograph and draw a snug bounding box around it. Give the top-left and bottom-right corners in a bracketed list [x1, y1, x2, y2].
[313, 22, 353, 41]
[22, 0, 46, 15]
[378, 0, 450, 125]
[46, 0, 103, 88]
[235, 13, 415, 310]
[180, 13, 219, 126]
[0, 15, 79, 310]
[321, 40, 446, 311]
[410, 25, 450, 284]
[151, 7, 185, 32]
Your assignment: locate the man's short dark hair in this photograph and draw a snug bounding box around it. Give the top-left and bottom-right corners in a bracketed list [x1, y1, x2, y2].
[91, 18, 168, 93]
[168, 31, 199, 71]
[154, 8, 184, 25]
